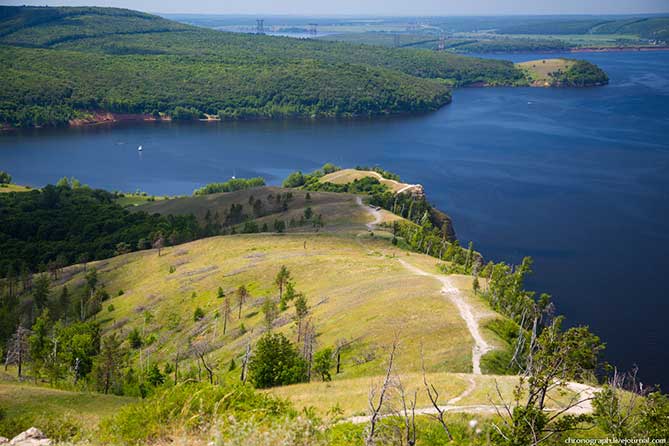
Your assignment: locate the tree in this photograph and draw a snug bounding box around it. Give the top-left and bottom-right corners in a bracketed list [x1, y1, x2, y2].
[193, 307, 205, 321]
[0, 171, 11, 184]
[236, 285, 248, 318]
[303, 207, 313, 220]
[366, 334, 399, 446]
[313, 347, 333, 381]
[94, 334, 126, 394]
[191, 341, 215, 384]
[274, 266, 291, 303]
[248, 332, 307, 388]
[153, 233, 165, 256]
[145, 362, 165, 387]
[492, 317, 604, 445]
[32, 274, 50, 310]
[217, 287, 225, 299]
[222, 295, 231, 335]
[29, 309, 52, 380]
[282, 171, 305, 188]
[5, 325, 31, 378]
[294, 293, 309, 342]
[262, 297, 278, 331]
[128, 328, 143, 349]
[273, 219, 286, 233]
[58, 285, 70, 318]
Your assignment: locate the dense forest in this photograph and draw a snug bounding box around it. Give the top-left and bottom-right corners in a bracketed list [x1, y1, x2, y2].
[553, 60, 609, 87]
[0, 6, 530, 128]
[0, 182, 201, 276]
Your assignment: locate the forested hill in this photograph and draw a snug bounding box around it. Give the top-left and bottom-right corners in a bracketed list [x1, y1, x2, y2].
[0, 6, 526, 128]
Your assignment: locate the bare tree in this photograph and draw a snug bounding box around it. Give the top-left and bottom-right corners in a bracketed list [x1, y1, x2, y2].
[240, 342, 251, 384]
[191, 341, 215, 384]
[421, 352, 453, 441]
[173, 348, 181, 385]
[5, 325, 31, 378]
[397, 377, 417, 446]
[153, 233, 165, 257]
[236, 285, 248, 319]
[592, 366, 647, 437]
[301, 319, 316, 381]
[365, 333, 399, 446]
[222, 295, 231, 334]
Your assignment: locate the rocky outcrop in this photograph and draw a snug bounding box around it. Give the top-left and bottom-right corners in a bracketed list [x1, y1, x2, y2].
[1, 428, 51, 446]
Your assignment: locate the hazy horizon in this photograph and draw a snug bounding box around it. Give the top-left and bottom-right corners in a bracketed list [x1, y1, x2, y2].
[2, 0, 668, 16]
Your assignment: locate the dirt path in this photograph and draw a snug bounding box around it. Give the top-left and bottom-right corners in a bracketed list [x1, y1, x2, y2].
[398, 259, 492, 375]
[356, 196, 382, 230]
[356, 196, 492, 374]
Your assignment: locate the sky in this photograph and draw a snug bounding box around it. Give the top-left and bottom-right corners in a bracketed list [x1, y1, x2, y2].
[2, 0, 668, 15]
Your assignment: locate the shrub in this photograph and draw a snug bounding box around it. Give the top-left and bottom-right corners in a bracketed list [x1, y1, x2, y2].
[193, 307, 205, 321]
[248, 332, 308, 388]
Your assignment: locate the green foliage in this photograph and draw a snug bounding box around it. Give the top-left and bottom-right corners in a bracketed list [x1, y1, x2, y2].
[193, 177, 265, 196]
[127, 328, 142, 349]
[282, 171, 306, 188]
[0, 171, 11, 184]
[354, 165, 400, 181]
[98, 382, 293, 444]
[639, 391, 669, 437]
[248, 332, 308, 388]
[313, 347, 334, 381]
[0, 6, 536, 128]
[145, 362, 165, 387]
[193, 307, 205, 321]
[558, 60, 609, 87]
[0, 184, 201, 277]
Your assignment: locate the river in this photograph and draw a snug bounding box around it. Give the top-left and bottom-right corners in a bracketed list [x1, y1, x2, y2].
[1, 50, 668, 388]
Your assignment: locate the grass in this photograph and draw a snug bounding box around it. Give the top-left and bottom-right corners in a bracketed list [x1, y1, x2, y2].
[56, 229, 511, 382]
[114, 194, 169, 207]
[516, 58, 574, 85]
[267, 371, 576, 418]
[0, 382, 134, 439]
[0, 183, 32, 193]
[136, 186, 370, 231]
[319, 169, 411, 193]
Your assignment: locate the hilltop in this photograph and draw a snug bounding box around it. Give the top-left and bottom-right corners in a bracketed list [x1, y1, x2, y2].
[517, 58, 609, 87]
[0, 6, 527, 128]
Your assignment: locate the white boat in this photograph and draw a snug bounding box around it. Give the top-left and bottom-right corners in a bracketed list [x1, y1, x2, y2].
[138, 145, 143, 152]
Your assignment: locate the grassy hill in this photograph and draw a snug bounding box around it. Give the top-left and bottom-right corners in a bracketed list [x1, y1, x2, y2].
[0, 6, 530, 129]
[517, 58, 609, 87]
[136, 186, 372, 231]
[55, 230, 504, 378]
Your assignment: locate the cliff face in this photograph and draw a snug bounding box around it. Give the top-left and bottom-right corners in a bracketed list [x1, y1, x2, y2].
[429, 206, 457, 242]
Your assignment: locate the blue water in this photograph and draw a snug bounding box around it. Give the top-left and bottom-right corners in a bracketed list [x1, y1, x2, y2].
[1, 51, 668, 387]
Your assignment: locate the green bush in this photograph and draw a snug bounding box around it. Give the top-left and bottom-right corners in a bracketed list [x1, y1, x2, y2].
[248, 332, 308, 388]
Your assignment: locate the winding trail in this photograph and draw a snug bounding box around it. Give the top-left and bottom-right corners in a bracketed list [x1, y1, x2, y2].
[349, 197, 599, 422]
[356, 196, 382, 230]
[398, 259, 493, 375]
[357, 195, 491, 374]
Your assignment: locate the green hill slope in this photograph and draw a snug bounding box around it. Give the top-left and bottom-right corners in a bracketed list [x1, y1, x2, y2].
[0, 6, 527, 128]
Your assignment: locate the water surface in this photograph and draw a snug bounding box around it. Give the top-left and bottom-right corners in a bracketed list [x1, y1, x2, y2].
[2, 50, 668, 388]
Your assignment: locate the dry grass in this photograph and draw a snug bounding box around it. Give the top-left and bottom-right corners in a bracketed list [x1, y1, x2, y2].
[267, 371, 578, 418]
[0, 183, 32, 193]
[58, 232, 509, 380]
[320, 169, 410, 193]
[136, 186, 369, 232]
[517, 58, 574, 86]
